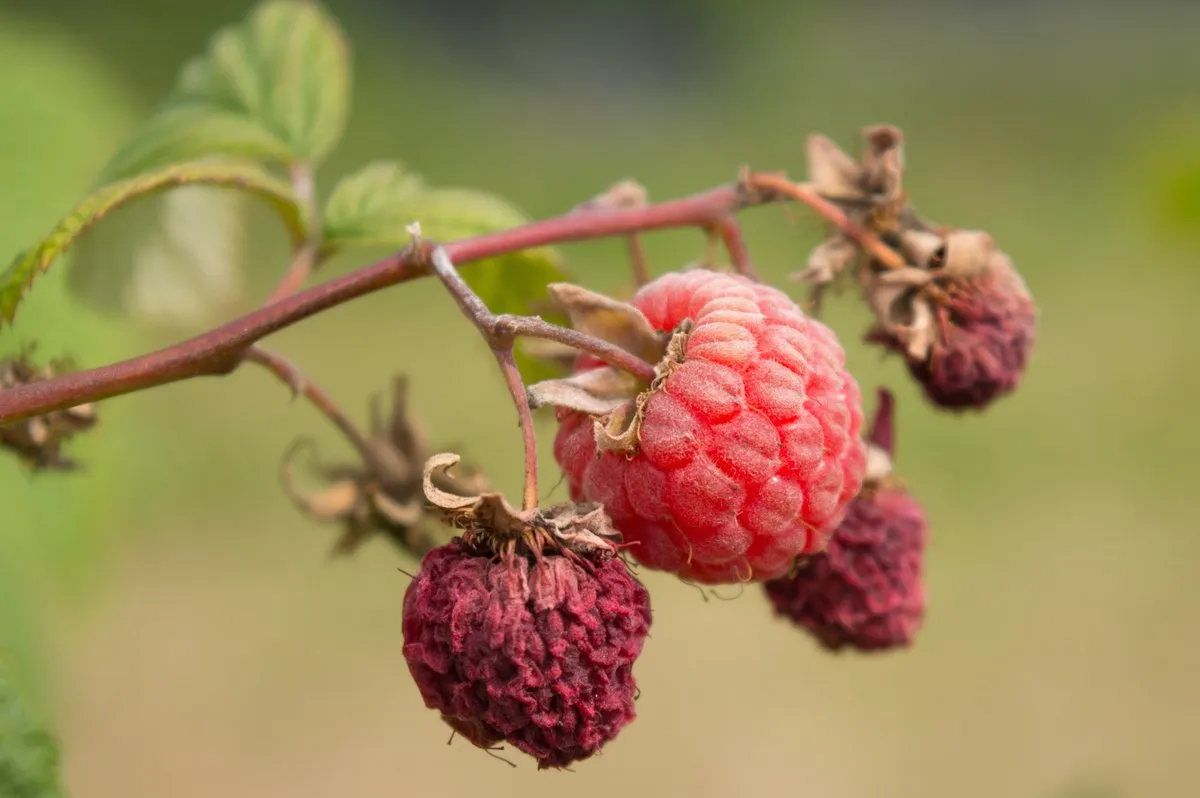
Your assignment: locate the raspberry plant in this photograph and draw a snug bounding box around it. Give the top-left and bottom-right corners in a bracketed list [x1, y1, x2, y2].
[0, 0, 1038, 781]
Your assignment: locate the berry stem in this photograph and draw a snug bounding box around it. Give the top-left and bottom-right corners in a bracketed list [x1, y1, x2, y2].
[627, 234, 651, 287]
[494, 316, 657, 383]
[242, 163, 382, 470]
[265, 163, 322, 304]
[428, 246, 540, 511]
[241, 346, 377, 465]
[710, 217, 758, 279]
[746, 173, 908, 271]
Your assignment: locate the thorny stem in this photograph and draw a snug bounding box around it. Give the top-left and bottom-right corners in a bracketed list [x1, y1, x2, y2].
[746, 173, 908, 271]
[428, 246, 540, 511]
[0, 172, 892, 425]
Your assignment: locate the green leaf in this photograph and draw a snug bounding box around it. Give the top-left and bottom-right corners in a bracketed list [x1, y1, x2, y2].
[1, 160, 301, 328]
[99, 0, 350, 181]
[321, 161, 424, 247]
[0, 650, 65, 798]
[323, 161, 572, 381]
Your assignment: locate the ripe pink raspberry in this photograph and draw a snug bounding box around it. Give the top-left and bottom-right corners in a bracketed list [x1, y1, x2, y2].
[552, 270, 866, 584]
[402, 463, 652, 769]
[763, 389, 928, 651]
[869, 252, 1036, 411]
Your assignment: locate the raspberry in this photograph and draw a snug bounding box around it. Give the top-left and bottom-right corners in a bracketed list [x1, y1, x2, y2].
[763, 388, 928, 652]
[551, 270, 866, 584]
[869, 247, 1036, 411]
[402, 456, 652, 769]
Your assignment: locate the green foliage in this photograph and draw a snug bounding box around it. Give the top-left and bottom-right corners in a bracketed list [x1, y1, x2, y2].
[98, 0, 350, 182]
[323, 161, 571, 380]
[0, 652, 65, 798]
[0, 161, 301, 328]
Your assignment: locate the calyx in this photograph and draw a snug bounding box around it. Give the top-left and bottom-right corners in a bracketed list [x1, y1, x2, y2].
[526, 282, 690, 456]
[793, 124, 1016, 362]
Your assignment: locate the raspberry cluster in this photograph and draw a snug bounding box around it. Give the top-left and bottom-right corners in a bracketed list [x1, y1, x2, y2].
[391, 124, 1036, 768]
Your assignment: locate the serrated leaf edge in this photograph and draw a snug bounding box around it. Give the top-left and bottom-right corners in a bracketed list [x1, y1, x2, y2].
[0, 160, 304, 328]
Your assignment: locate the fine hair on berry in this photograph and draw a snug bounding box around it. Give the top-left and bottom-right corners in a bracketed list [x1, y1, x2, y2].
[553, 270, 867, 584]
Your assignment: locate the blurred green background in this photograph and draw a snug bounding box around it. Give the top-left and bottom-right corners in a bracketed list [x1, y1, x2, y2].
[3, 1, 1200, 796]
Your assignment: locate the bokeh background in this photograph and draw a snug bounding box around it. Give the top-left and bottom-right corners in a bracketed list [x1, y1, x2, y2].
[3, 1, 1200, 796]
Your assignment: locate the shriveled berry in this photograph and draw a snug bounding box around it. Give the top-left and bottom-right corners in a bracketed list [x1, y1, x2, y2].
[552, 270, 866, 584]
[401, 475, 652, 769]
[869, 250, 1036, 411]
[764, 388, 927, 652]
[764, 489, 927, 651]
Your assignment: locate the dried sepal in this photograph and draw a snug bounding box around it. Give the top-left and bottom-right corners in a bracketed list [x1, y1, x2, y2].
[280, 376, 486, 558]
[545, 282, 665, 363]
[527, 279, 693, 457]
[0, 347, 98, 472]
[805, 134, 865, 200]
[592, 320, 689, 455]
[527, 366, 637, 415]
[858, 124, 906, 203]
[571, 179, 649, 213]
[423, 452, 622, 560]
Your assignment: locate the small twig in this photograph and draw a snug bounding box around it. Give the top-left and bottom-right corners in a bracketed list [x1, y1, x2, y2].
[428, 246, 540, 511]
[264, 164, 322, 304]
[626, 234, 650, 287]
[241, 346, 376, 465]
[710, 217, 758, 279]
[494, 315, 657, 383]
[746, 173, 908, 271]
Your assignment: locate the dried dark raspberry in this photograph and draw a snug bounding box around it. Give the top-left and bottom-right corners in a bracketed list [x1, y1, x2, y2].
[763, 388, 928, 652]
[867, 249, 1036, 410]
[401, 454, 652, 769]
[791, 124, 1037, 412]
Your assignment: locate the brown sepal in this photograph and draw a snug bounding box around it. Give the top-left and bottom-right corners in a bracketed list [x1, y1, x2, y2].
[280, 376, 487, 558]
[0, 345, 98, 472]
[423, 453, 621, 561]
